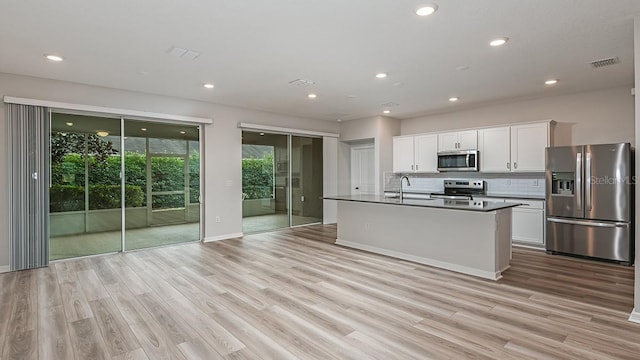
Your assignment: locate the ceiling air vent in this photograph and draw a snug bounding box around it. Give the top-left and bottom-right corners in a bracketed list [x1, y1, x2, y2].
[166, 46, 201, 60]
[289, 78, 315, 87]
[590, 57, 620, 68]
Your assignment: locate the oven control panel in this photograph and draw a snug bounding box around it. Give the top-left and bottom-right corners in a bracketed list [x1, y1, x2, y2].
[443, 180, 484, 190]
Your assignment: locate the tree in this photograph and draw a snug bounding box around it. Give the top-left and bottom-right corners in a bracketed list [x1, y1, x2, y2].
[51, 132, 117, 163]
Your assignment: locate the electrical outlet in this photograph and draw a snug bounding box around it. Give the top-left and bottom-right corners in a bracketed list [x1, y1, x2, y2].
[506, 179, 511, 186]
[215, 216, 221, 223]
[533, 179, 539, 186]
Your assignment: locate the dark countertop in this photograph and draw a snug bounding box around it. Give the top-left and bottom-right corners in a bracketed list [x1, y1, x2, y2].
[383, 190, 546, 201]
[324, 195, 520, 212]
[482, 193, 545, 200]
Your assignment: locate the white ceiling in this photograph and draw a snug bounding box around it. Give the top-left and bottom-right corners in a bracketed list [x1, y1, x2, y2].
[1, 1, 639, 122]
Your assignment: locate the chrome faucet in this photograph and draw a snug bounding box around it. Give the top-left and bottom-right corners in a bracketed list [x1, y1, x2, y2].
[399, 175, 411, 201]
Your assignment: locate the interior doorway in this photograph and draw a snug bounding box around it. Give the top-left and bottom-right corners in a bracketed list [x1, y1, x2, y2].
[350, 144, 375, 195]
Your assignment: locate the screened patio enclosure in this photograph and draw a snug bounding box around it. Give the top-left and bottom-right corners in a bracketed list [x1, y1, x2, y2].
[49, 113, 201, 260]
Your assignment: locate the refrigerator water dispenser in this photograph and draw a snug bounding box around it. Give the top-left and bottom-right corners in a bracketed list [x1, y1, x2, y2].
[551, 172, 574, 196]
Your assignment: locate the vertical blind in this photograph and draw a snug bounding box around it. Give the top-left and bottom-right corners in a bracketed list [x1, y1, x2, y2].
[7, 103, 50, 271]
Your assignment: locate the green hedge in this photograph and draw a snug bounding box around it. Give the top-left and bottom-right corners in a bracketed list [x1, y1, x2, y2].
[50, 184, 144, 212]
[52, 152, 200, 209]
[242, 156, 274, 200]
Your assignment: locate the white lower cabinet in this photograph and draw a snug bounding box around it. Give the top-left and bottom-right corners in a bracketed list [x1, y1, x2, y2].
[504, 199, 545, 247]
[476, 197, 545, 247]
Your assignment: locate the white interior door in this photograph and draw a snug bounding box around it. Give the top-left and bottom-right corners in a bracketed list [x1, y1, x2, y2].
[351, 145, 375, 195]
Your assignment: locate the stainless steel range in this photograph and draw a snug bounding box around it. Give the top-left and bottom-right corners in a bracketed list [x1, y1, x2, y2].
[430, 180, 485, 200]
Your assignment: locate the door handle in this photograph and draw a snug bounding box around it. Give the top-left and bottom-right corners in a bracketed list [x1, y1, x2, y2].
[547, 217, 628, 228]
[513, 162, 517, 169]
[415, 164, 419, 171]
[507, 162, 510, 170]
[585, 152, 592, 211]
[576, 152, 582, 210]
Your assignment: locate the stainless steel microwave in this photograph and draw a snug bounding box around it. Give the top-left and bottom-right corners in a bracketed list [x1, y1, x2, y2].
[437, 150, 479, 172]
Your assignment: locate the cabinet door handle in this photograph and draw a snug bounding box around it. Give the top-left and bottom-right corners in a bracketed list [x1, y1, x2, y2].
[415, 164, 419, 171]
[507, 162, 510, 170]
[514, 162, 518, 169]
[411, 164, 414, 170]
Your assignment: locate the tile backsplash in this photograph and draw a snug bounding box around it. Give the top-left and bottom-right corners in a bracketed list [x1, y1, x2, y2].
[385, 173, 545, 197]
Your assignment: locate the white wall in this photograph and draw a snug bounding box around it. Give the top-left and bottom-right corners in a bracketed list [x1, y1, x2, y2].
[0, 72, 339, 269]
[402, 86, 635, 146]
[632, 15, 640, 324]
[323, 136, 338, 223]
[338, 116, 400, 195]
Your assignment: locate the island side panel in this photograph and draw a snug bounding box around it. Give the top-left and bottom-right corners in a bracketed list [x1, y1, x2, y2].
[336, 201, 508, 280]
[495, 208, 513, 274]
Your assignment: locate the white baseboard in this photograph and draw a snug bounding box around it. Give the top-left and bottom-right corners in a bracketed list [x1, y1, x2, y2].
[0, 265, 10, 273]
[335, 239, 502, 281]
[203, 233, 243, 243]
[629, 308, 640, 324]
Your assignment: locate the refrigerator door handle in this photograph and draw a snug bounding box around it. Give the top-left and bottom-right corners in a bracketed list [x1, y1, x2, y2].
[547, 217, 629, 228]
[575, 152, 582, 210]
[585, 152, 592, 211]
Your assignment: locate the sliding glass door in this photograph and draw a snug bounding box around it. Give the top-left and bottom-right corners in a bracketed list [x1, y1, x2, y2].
[241, 131, 323, 233]
[291, 135, 323, 226]
[49, 113, 201, 260]
[241, 131, 289, 233]
[124, 120, 200, 251]
[49, 114, 123, 260]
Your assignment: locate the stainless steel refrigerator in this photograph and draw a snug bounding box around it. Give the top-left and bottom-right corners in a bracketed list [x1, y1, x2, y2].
[545, 143, 633, 265]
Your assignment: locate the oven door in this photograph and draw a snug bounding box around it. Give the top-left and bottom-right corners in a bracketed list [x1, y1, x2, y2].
[437, 151, 478, 172]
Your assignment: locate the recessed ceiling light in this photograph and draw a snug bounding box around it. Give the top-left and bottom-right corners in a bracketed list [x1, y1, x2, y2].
[489, 37, 509, 47]
[141, 128, 147, 131]
[203, 83, 215, 89]
[65, 122, 73, 126]
[376, 73, 388, 79]
[45, 54, 64, 62]
[307, 93, 317, 99]
[96, 131, 109, 137]
[259, 132, 265, 136]
[416, 4, 438, 16]
[545, 79, 558, 85]
[337, 119, 342, 122]
[383, 110, 391, 114]
[179, 131, 186, 134]
[449, 97, 460, 102]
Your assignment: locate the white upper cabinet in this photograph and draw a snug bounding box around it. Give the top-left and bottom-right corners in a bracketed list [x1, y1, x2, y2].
[479, 122, 551, 173]
[458, 130, 478, 150]
[392, 134, 438, 173]
[392, 136, 415, 173]
[478, 126, 511, 172]
[438, 130, 477, 151]
[394, 121, 551, 174]
[437, 132, 459, 152]
[511, 122, 549, 172]
[414, 134, 438, 173]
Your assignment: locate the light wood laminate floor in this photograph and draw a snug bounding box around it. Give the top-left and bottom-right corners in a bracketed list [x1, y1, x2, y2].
[0, 224, 637, 359]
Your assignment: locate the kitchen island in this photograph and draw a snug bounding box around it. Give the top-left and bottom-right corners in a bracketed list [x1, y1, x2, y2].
[324, 195, 519, 280]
